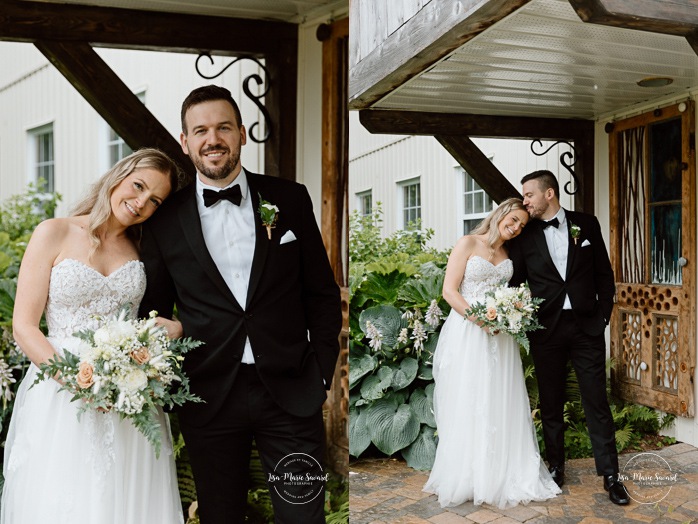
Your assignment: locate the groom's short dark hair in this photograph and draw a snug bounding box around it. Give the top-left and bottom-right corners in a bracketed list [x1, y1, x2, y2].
[181, 85, 243, 134]
[521, 170, 560, 199]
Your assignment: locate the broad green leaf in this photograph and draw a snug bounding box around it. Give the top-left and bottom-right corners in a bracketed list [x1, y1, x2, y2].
[365, 396, 420, 456]
[359, 305, 405, 348]
[417, 361, 433, 381]
[359, 366, 394, 401]
[356, 271, 409, 305]
[389, 357, 419, 391]
[402, 425, 437, 470]
[409, 384, 435, 428]
[398, 271, 444, 309]
[349, 353, 378, 389]
[349, 407, 372, 457]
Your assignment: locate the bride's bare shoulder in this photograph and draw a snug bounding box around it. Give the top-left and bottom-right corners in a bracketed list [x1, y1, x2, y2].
[455, 234, 485, 250]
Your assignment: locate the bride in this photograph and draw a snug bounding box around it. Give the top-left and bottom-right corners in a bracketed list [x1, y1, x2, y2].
[423, 198, 560, 509]
[2, 149, 185, 523]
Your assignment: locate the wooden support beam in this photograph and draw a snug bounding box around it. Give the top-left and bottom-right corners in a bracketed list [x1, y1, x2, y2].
[35, 40, 194, 182]
[348, 0, 531, 110]
[359, 110, 593, 140]
[264, 40, 298, 181]
[574, 124, 595, 213]
[1, 0, 295, 55]
[435, 135, 521, 204]
[319, 18, 350, 287]
[569, 0, 698, 36]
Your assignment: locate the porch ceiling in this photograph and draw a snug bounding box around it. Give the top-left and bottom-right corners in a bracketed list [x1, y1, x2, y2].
[23, 0, 346, 23]
[372, 0, 698, 120]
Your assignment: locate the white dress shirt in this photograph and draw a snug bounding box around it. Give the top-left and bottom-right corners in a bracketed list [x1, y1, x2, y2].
[196, 169, 257, 363]
[543, 208, 572, 310]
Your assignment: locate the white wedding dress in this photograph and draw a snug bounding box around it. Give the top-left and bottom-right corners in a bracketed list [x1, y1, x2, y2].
[423, 256, 560, 509]
[1, 259, 184, 524]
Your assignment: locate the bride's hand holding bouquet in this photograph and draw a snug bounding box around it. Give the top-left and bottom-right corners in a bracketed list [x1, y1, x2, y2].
[33, 308, 203, 457]
[465, 282, 544, 352]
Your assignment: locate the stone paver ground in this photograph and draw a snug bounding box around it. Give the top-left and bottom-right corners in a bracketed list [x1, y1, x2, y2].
[350, 443, 698, 523]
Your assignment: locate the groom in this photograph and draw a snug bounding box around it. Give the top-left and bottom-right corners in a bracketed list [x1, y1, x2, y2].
[509, 170, 629, 505]
[139, 85, 342, 523]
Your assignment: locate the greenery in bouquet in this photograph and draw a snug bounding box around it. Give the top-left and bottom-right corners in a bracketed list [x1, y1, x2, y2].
[466, 282, 543, 352]
[33, 308, 203, 457]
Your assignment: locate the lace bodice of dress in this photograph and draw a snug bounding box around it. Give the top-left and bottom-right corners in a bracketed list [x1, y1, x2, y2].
[459, 255, 513, 306]
[45, 259, 146, 340]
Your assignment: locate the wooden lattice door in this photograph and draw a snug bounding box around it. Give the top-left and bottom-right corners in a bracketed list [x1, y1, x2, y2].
[609, 101, 696, 417]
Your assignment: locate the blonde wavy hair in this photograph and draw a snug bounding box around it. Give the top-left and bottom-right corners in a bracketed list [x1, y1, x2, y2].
[471, 197, 528, 258]
[71, 148, 179, 257]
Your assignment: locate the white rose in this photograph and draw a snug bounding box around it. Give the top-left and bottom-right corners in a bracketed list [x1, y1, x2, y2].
[115, 368, 149, 394]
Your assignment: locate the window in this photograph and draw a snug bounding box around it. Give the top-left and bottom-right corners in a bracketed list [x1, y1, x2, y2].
[357, 190, 372, 217]
[461, 169, 494, 234]
[107, 91, 145, 164]
[400, 179, 421, 229]
[29, 124, 55, 193]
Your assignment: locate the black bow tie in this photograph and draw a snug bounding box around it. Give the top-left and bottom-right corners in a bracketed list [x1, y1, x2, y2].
[203, 185, 242, 207]
[542, 218, 560, 229]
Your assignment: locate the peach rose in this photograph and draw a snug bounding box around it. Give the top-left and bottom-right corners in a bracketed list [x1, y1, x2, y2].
[130, 346, 151, 365]
[485, 307, 498, 321]
[76, 362, 95, 389]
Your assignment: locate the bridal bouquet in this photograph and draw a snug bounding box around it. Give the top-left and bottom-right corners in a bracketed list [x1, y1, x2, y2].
[34, 309, 202, 457]
[466, 282, 544, 352]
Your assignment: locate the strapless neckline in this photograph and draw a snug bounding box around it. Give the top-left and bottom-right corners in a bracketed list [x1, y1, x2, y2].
[54, 258, 143, 279]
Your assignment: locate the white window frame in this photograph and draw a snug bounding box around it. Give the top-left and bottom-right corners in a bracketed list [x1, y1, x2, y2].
[27, 123, 55, 193]
[356, 189, 373, 217]
[398, 177, 421, 230]
[459, 166, 495, 235]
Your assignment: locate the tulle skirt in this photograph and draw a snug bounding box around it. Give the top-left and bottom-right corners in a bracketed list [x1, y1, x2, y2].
[1, 344, 184, 524]
[423, 309, 560, 509]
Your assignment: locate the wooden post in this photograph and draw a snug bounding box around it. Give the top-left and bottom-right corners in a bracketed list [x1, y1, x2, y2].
[318, 17, 349, 477]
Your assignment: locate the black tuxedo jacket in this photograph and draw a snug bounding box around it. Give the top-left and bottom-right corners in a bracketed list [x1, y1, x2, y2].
[509, 210, 615, 343]
[138, 171, 342, 426]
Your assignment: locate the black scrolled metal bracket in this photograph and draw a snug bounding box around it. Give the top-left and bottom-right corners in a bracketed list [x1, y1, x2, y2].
[195, 53, 271, 143]
[529, 140, 579, 195]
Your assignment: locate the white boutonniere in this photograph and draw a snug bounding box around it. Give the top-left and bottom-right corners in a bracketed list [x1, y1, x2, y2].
[258, 194, 279, 240]
[570, 223, 581, 245]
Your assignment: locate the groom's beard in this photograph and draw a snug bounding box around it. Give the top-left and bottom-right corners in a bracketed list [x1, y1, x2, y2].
[192, 147, 241, 181]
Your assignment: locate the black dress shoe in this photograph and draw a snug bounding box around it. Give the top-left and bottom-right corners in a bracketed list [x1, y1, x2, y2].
[603, 474, 630, 505]
[549, 465, 564, 488]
